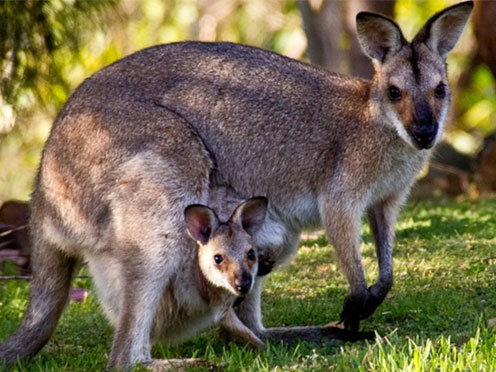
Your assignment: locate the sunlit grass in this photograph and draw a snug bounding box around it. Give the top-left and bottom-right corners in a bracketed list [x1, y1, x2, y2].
[1, 197, 495, 371]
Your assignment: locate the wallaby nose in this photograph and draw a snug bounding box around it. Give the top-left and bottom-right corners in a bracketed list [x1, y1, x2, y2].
[411, 100, 437, 149]
[411, 124, 438, 149]
[235, 272, 252, 295]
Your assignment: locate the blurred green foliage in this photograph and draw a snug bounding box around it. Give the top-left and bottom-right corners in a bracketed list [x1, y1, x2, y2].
[0, 0, 494, 202]
[0, 0, 304, 201]
[459, 66, 496, 136]
[0, 0, 117, 110]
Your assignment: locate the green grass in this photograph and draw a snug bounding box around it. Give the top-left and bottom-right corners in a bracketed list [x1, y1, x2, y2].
[1, 198, 496, 371]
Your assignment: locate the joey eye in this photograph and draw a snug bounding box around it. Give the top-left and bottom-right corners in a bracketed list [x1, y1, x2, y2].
[214, 254, 223, 265]
[247, 249, 256, 261]
[387, 85, 402, 102]
[435, 83, 446, 99]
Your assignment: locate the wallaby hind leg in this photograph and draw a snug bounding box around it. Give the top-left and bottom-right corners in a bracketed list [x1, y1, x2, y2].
[106, 192, 195, 370]
[0, 238, 76, 367]
[107, 237, 183, 370]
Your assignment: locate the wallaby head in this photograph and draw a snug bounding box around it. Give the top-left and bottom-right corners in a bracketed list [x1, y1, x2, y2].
[184, 197, 268, 297]
[356, 1, 473, 150]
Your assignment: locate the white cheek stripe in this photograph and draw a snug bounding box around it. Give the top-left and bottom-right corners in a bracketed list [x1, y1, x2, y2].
[387, 108, 417, 149]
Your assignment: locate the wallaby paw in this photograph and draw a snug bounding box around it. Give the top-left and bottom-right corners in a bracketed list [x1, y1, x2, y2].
[146, 358, 224, 372]
[339, 286, 384, 331]
[339, 292, 366, 331]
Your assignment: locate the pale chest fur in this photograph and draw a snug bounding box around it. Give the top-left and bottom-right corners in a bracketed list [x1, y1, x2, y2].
[366, 146, 429, 206]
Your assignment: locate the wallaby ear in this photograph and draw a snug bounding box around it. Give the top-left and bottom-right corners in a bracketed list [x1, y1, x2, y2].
[356, 12, 406, 63]
[230, 197, 268, 236]
[413, 1, 473, 59]
[184, 204, 219, 245]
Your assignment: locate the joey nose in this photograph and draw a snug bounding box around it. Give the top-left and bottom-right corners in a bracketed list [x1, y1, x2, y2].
[235, 272, 252, 295]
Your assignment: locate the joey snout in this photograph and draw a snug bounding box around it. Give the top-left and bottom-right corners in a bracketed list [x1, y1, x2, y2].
[232, 271, 253, 295]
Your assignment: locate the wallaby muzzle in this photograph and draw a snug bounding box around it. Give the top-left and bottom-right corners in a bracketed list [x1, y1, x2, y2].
[410, 122, 438, 149]
[234, 271, 253, 295]
[410, 99, 438, 149]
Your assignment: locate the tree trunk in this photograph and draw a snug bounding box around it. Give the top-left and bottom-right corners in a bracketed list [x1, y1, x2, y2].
[298, 0, 346, 73]
[472, 1, 496, 191]
[299, 0, 395, 78]
[346, 0, 395, 78]
[473, 0, 496, 78]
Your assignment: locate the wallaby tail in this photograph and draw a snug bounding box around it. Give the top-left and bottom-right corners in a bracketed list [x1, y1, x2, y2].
[0, 239, 76, 368]
[261, 324, 375, 344]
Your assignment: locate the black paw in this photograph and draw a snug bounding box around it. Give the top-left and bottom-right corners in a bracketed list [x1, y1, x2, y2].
[321, 325, 376, 342]
[339, 292, 366, 331]
[339, 286, 385, 331]
[360, 285, 384, 320]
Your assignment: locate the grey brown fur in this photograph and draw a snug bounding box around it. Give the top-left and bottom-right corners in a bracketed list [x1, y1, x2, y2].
[0, 2, 472, 370]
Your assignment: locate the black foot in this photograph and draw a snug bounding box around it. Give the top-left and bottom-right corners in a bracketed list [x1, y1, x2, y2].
[339, 285, 385, 331]
[321, 325, 375, 342]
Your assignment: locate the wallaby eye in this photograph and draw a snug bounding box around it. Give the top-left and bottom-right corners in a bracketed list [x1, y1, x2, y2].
[387, 85, 402, 102]
[214, 254, 223, 265]
[435, 82, 446, 99]
[247, 249, 256, 261]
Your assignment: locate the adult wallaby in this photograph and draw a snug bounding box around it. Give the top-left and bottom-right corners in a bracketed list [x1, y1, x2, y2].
[0, 1, 472, 370]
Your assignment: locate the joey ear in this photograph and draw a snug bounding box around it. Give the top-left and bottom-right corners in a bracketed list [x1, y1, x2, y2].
[356, 12, 406, 63]
[184, 204, 219, 244]
[413, 1, 473, 59]
[230, 197, 268, 236]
